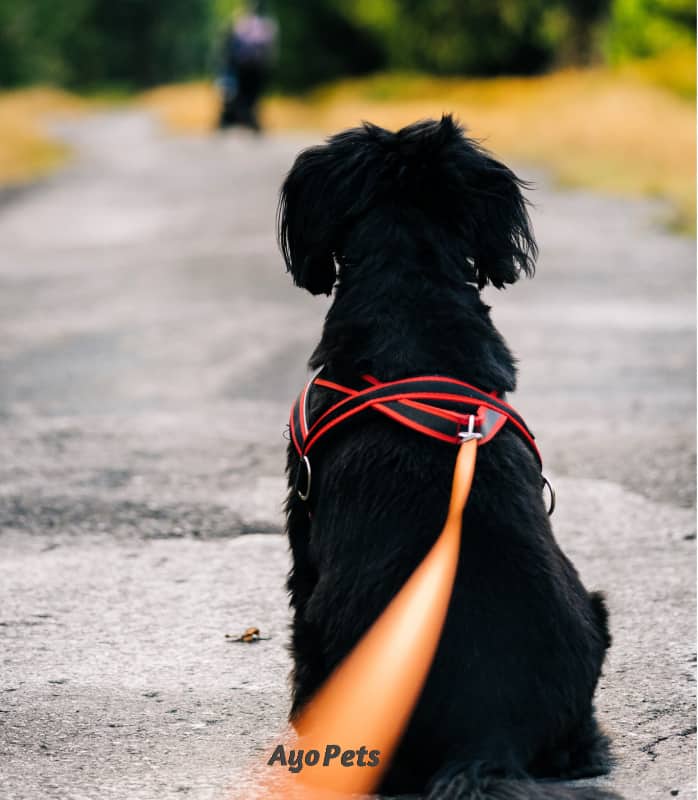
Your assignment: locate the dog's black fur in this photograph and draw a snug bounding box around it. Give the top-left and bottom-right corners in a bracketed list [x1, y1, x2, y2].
[278, 116, 618, 799]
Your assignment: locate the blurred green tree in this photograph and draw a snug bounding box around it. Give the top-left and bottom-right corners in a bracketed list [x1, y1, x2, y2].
[69, 0, 213, 88]
[0, 0, 92, 86]
[605, 0, 696, 60]
[265, 0, 617, 88]
[358, 1, 554, 75]
[0, 0, 695, 90]
[0, 0, 214, 89]
[253, 0, 386, 91]
[555, 0, 612, 64]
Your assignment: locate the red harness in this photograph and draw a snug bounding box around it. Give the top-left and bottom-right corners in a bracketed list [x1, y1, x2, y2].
[290, 369, 553, 512]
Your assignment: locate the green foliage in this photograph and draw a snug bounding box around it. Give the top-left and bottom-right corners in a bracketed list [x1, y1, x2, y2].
[267, 0, 617, 89]
[0, 0, 695, 91]
[0, 0, 92, 86]
[382, 2, 551, 74]
[71, 0, 213, 88]
[265, 0, 385, 91]
[0, 0, 214, 89]
[606, 0, 696, 61]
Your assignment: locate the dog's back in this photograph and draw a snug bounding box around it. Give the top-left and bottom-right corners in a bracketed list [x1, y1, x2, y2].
[280, 117, 617, 799]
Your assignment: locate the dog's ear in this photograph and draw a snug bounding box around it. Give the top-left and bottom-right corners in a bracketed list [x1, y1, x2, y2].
[277, 145, 341, 296]
[464, 149, 537, 290]
[445, 116, 537, 289]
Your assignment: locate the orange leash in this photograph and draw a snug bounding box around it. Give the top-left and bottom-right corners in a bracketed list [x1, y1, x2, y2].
[249, 439, 477, 799]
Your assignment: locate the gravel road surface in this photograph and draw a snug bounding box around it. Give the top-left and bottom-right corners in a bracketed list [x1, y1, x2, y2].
[0, 111, 694, 800]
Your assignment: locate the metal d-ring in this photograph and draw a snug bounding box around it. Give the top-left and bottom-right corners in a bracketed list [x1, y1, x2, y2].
[543, 474, 556, 516]
[297, 456, 312, 502]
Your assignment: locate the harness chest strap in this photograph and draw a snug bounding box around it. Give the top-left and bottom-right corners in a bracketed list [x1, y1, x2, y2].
[289, 371, 554, 513]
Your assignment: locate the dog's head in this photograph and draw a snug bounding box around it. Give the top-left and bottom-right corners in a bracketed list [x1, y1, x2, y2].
[277, 115, 536, 296]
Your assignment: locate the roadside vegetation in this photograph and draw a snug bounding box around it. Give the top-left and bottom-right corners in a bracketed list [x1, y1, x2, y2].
[1, 1, 694, 228]
[0, 88, 91, 186]
[141, 48, 696, 232]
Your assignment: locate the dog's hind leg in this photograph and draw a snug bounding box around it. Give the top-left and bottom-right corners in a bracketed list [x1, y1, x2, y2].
[528, 590, 613, 781]
[563, 714, 615, 780]
[589, 591, 612, 650]
[526, 591, 613, 780]
[529, 713, 614, 781]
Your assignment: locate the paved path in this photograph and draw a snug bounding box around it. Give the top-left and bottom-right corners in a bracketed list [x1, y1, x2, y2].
[0, 111, 694, 800]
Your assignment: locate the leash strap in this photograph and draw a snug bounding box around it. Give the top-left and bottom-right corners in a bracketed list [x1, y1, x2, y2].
[279, 440, 477, 799]
[291, 372, 541, 466]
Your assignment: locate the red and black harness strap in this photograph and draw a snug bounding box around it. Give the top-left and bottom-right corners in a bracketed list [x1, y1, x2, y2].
[289, 369, 554, 513]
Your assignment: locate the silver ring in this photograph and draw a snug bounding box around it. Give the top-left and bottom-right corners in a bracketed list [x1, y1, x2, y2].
[297, 456, 312, 502]
[543, 475, 556, 516]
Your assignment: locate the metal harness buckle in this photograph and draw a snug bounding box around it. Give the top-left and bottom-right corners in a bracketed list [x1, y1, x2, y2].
[458, 415, 483, 443]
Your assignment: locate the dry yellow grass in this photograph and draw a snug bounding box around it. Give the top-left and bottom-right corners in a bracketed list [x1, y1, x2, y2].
[140, 57, 695, 231]
[0, 87, 90, 185]
[139, 83, 220, 134]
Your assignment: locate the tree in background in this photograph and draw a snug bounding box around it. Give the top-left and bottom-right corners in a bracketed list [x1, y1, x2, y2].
[549, 0, 612, 65]
[605, 0, 696, 61]
[0, 0, 213, 89]
[349, 0, 556, 76]
[70, 0, 212, 88]
[0, 0, 92, 86]
[259, 0, 691, 89]
[0, 0, 695, 91]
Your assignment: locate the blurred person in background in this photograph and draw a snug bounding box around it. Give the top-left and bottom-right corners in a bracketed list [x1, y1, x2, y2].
[218, 0, 278, 131]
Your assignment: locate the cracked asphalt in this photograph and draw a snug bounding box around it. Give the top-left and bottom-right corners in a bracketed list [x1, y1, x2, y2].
[0, 111, 695, 800]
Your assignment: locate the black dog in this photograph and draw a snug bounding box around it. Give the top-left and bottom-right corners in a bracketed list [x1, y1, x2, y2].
[278, 116, 617, 800]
